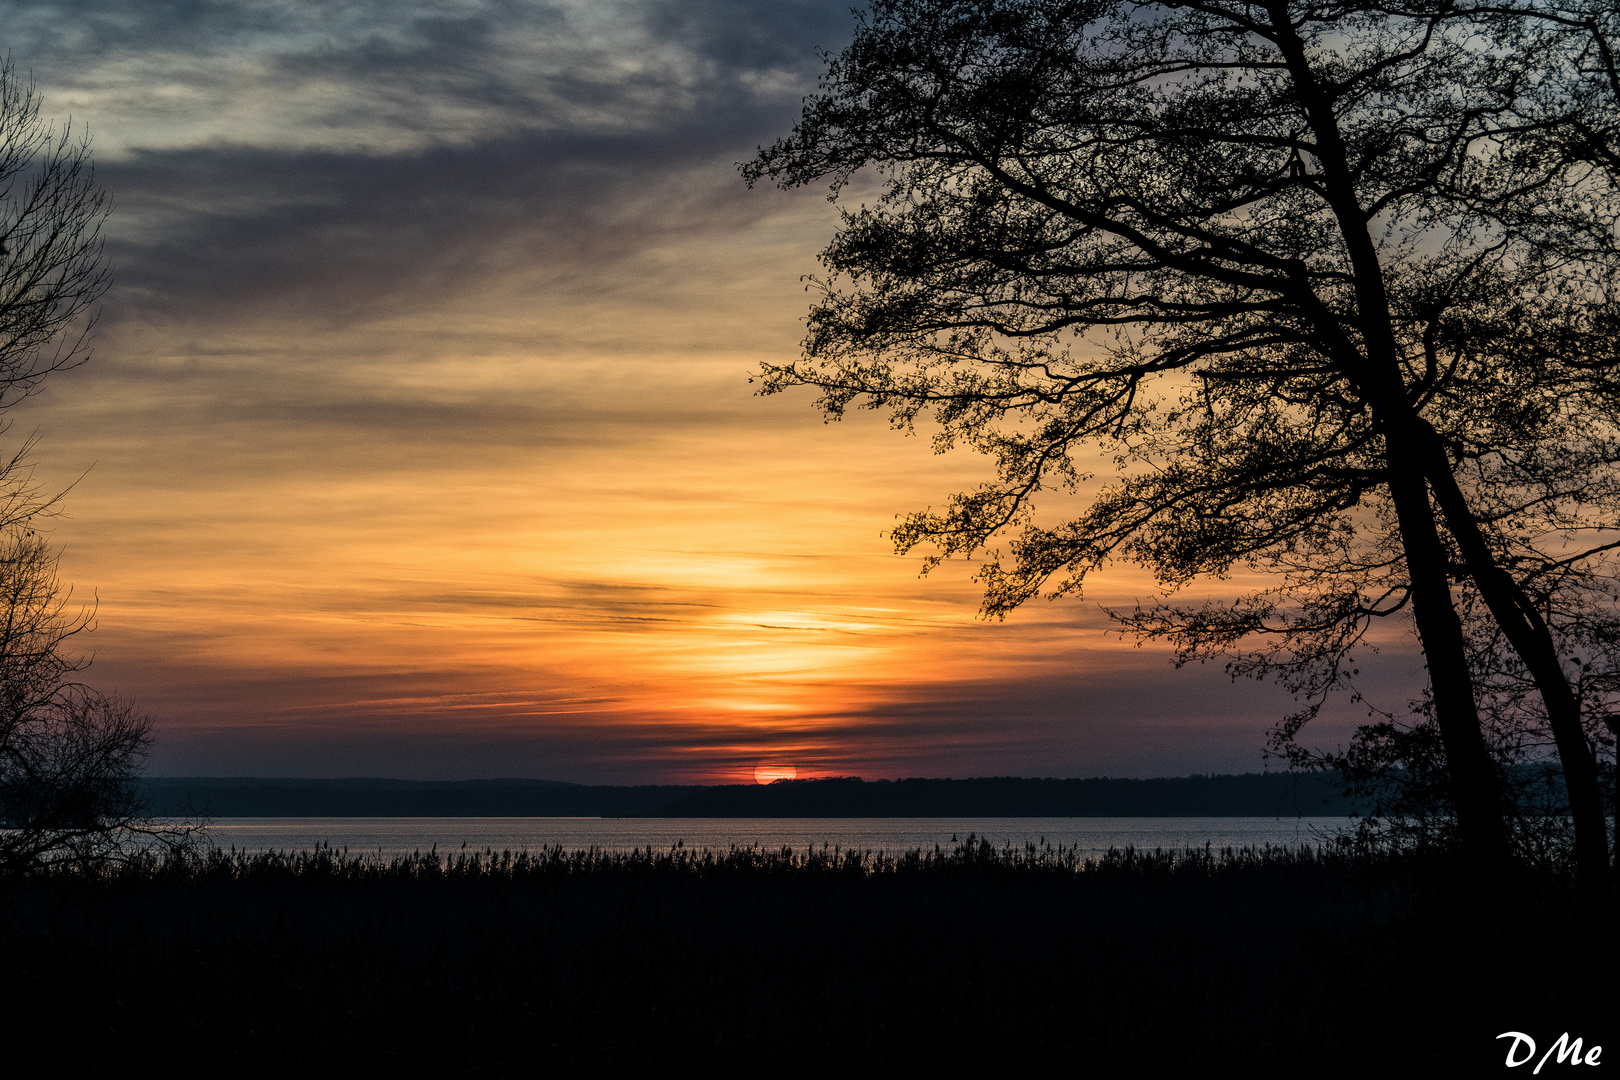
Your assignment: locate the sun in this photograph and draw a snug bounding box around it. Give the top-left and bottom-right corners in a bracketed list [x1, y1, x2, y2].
[754, 762, 797, 785]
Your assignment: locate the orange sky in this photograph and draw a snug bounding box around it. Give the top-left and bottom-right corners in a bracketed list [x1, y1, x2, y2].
[3, 0, 1417, 782]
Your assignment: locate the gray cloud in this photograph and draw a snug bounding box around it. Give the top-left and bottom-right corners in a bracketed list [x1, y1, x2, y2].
[3, 0, 855, 321]
[100, 128, 781, 321]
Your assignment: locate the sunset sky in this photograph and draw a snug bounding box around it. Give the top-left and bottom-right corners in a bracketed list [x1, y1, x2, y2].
[2, 0, 1422, 782]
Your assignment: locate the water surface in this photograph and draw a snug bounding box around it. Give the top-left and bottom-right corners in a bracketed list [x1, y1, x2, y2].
[202, 816, 1351, 859]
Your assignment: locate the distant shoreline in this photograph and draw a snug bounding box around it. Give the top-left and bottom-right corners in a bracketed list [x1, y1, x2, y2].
[140, 772, 1361, 818]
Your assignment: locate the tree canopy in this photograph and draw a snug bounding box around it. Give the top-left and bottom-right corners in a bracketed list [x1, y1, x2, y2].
[747, 0, 1618, 892]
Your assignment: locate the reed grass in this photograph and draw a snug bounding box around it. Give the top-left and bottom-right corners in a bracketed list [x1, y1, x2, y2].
[0, 839, 1596, 1076]
[113, 833, 1364, 881]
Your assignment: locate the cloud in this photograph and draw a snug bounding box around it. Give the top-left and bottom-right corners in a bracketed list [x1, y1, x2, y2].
[1, 0, 1409, 784]
[9, 0, 845, 154]
[98, 132, 789, 323]
[2, 0, 854, 323]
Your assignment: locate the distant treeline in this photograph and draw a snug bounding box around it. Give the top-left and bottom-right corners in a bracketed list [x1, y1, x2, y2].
[140, 772, 1360, 818]
[139, 778, 696, 817]
[663, 774, 1358, 817]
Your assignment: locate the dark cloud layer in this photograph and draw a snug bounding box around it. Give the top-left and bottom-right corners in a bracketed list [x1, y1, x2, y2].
[6, 0, 855, 320]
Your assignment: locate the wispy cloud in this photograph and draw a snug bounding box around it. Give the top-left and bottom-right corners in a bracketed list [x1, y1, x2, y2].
[0, 0, 1420, 782]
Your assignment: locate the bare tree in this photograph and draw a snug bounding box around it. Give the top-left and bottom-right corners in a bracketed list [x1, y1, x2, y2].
[0, 470, 185, 873]
[0, 57, 109, 408]
[0, 528, 146, 872]
[0, 60, 182, 872]
[746, 0, 1618, 899]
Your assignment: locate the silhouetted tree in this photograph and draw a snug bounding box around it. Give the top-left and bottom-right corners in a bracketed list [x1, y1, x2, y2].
[0, 524, 158, 873]
[0, 60, 174, 872]
[746, 0, 1617, 894]
[0, 58, 108, 405]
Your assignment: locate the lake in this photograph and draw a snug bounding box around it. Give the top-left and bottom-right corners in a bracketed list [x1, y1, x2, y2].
[200, 815, 1353, 858]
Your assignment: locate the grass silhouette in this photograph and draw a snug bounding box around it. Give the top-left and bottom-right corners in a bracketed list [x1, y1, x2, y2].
[0, 838, 1600, 1075]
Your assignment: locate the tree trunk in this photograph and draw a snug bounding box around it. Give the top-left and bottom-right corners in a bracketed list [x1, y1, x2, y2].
[1263, 1, 1512, 869]
[1380, 427, 1513, 865]
[1415, 429, 1613, 905]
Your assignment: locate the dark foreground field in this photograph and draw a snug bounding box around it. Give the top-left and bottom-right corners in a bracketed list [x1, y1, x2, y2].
[0, 841, 1606, 1076]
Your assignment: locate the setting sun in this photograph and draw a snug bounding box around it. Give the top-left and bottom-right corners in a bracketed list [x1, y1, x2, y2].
[754, 763, 797, 785]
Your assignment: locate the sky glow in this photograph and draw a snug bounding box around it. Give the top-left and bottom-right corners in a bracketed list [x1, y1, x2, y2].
[0, 0, 1416, 782]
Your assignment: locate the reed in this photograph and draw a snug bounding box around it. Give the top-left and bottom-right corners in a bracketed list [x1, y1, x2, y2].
[107, 833, 1363, 881]
[0, 839, 1594, 1075]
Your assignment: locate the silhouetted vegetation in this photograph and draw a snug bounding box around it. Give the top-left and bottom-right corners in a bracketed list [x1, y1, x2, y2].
[0, 839, 1603, 1074]
[746, 0, 1620, 895]
[0, 62, 191, 874]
